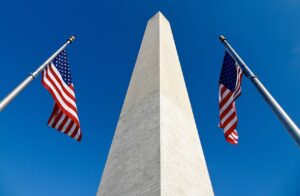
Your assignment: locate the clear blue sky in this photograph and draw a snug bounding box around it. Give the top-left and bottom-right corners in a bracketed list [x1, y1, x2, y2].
[1, 0, 300, 195]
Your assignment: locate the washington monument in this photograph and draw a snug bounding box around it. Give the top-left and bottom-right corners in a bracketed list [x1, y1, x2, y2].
[97, 12, 214, 196]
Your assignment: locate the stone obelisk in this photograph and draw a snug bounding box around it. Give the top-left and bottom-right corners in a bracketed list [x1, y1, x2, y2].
[97, 12, 214, 196]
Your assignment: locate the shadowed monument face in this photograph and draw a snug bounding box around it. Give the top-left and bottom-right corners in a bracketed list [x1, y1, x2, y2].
[97, 12, 214, 196]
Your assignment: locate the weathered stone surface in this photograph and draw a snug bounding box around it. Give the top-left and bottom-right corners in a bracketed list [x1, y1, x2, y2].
[97, 12, 214, 196]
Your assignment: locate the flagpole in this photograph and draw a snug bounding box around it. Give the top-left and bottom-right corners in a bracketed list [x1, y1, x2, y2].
[219, 35, 300, 146]
[0, 36, 75, 112]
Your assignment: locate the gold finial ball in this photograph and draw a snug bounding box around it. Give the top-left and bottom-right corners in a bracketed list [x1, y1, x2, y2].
[68, 36, 76, 43]
[219, 35, 226, 42]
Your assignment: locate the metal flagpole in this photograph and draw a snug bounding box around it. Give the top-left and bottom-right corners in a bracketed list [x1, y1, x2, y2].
[0, 36, 76, 112]
[219, 35, 300, 146]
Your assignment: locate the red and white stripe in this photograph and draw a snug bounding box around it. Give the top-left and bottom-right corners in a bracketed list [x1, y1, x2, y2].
[219, 65, 242, 144]
[42, 62, 82, 142]
[233, 65, 243, 100]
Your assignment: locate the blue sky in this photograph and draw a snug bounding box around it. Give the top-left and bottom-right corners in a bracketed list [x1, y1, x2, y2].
[1, 0, 300, 195]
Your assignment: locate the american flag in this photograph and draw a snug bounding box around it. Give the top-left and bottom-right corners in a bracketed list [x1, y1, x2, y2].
[41, 50, 82, 142]
[219, 51, 243, 144]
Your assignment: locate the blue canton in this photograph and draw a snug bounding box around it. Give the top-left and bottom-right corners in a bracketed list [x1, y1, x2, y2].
[53, 50, 73, 85]
[219, 51, 237, 91]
